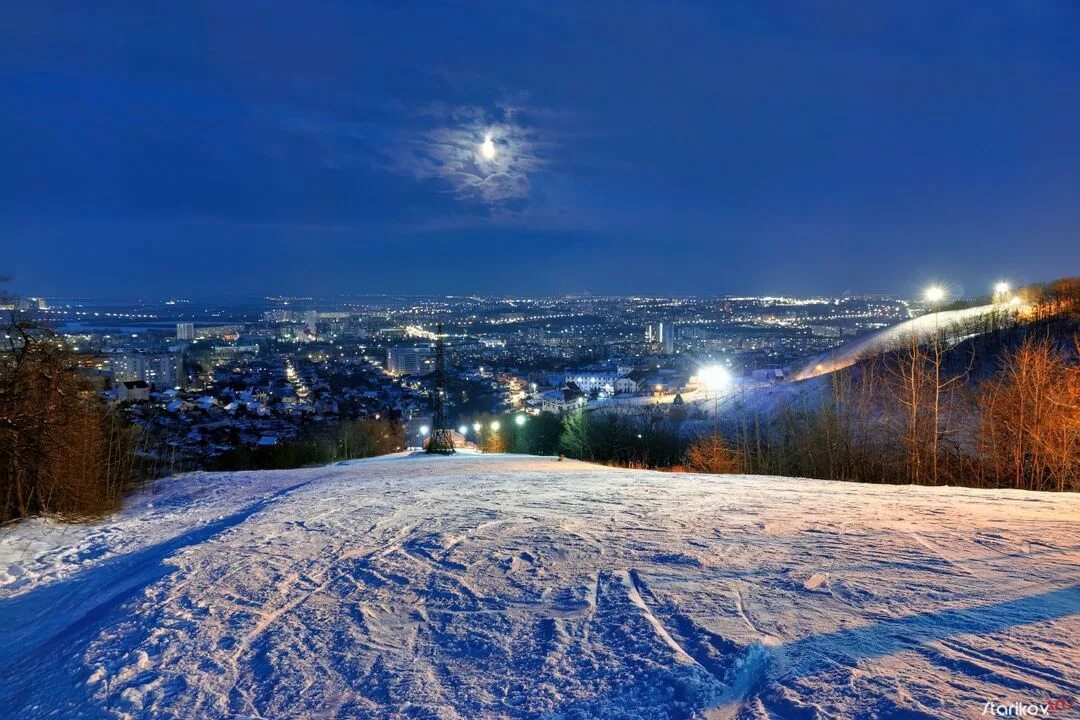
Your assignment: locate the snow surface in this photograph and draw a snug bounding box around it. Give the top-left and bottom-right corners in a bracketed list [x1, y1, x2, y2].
[1, 453, 1078, 719]
[793, 304, 1016, 380]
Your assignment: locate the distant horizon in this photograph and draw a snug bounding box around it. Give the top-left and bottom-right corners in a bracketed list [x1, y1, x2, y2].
[3, 286, 1006, 305]
[2, 276, 1055, 305]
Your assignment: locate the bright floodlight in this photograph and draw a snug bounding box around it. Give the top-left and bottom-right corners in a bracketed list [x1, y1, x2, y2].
[473, 422, 482, 432]
[419, 425, 429, 435]
[515, 414, 526, 426]
[490, 420, 501, 431]
[924, 286, 945, 303]
[480, 134, 496, 161]
[458, 425, 468, 435]
[699, 365, 730, 391]
[994, 282, 1010, 295]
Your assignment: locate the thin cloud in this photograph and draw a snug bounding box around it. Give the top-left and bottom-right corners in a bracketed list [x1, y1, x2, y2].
[391, 108, 547, 205]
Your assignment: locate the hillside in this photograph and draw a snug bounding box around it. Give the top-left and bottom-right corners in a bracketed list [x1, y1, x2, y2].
[1, 454, 1078, 719]
[792, 303, 1013, 380]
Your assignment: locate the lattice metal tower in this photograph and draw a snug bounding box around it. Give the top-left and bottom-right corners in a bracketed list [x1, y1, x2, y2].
[426, 323, 456, 454]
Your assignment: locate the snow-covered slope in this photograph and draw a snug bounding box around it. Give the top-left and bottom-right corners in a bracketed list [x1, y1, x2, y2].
[1, 454, 1077, 719]
[793, 304, 1016, 380]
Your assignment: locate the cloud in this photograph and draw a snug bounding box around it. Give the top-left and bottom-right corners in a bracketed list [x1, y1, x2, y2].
[390, 105, 547, 206]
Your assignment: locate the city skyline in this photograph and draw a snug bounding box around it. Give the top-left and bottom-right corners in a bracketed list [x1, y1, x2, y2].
[3, 3, 1079, 298]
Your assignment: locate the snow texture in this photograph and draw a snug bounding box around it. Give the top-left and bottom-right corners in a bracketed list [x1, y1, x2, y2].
[1, 453, 1078, 719]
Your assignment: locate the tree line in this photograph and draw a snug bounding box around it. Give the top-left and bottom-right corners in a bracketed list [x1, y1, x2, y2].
[1, 315, 144, 521]
[209, 418, 405, 471]
[730, 279, 1080, 491]
[539, 328, 1077, 491]
[732, 332, 1078, 491]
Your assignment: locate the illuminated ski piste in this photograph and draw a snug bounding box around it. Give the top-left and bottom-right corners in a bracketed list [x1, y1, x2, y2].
[2, 453, 1077, 718]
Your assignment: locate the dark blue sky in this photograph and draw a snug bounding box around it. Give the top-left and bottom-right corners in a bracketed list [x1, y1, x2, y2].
[2, 2, 1078, 299]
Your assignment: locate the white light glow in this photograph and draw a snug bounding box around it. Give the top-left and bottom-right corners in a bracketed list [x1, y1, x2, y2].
[480, 135, 496, 161]
[419, 425, 429, 435]
[490, 420, 501, 431]
[924, 286, 945, 304]
[473, 422, 482, 432]
[515, 414, 526, 426]
[458, 425, 468, 435]
[699, 365, 730, 391]
[994, 282, 1010, 295]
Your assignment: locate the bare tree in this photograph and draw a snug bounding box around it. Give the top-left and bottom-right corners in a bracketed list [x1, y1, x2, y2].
[685, 433, 743, 474]
[978, 337, 1080, 491]
[1, 308, 141, 521]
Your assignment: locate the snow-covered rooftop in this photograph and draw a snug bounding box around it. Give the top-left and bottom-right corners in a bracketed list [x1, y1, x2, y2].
[1, 454, 1077, 718]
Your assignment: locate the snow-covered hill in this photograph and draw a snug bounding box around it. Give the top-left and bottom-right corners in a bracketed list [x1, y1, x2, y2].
[1, 454, 1077, 719]
[793, 303, 1017, 380]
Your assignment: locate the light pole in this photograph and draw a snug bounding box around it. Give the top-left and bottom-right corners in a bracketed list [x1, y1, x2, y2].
[924, 285, 945, 341]
[473, 421, 482, 452]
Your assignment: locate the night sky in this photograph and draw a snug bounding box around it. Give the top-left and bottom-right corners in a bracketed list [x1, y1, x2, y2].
[2, 2, 1078, 299]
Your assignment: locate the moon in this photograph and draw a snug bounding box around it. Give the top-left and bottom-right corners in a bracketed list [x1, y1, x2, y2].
[480, 134, 496, 161]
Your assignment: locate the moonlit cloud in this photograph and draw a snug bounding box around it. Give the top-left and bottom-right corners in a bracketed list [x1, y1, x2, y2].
[391, 107, 546, 206]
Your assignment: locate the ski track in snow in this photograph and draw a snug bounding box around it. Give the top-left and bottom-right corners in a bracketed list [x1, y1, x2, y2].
[1, 453, 1078, 719]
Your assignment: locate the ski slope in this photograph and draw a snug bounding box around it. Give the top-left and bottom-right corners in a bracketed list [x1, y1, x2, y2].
[793, 304, 1018, 380]
[1, 454, 1078, 719]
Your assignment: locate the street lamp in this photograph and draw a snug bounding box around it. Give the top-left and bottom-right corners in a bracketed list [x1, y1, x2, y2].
[490, 420, 501, 431]
[924, 286, 945, 305]
[515, 414, 526, 427]
[458, 425, 468, 435]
